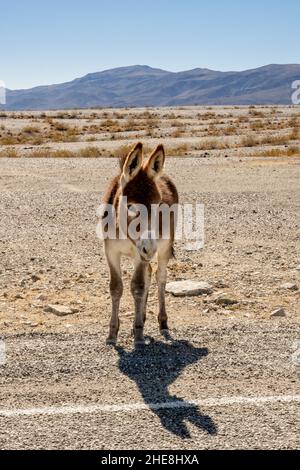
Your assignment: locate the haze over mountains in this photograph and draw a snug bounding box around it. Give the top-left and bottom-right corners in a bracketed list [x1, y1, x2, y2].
[3, 64, 300, 110]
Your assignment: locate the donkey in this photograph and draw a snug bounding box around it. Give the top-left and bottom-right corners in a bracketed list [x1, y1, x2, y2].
[101, 142, 178, 345]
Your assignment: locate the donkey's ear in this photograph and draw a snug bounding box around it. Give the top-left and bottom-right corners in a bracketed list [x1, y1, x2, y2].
[144, 144, 165, 179]
[121, 142, 143, 183]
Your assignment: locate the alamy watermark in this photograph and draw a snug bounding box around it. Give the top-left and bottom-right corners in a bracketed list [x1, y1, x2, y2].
[96, 199, 205, 251]
[0, 80, 6, 105]
[291, 80, 300, 105]
[292, 340, 300, 367]
[0, 340, 6, 365]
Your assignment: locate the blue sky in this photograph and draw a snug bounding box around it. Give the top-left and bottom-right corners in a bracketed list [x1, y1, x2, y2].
[1, 0, 299, 89]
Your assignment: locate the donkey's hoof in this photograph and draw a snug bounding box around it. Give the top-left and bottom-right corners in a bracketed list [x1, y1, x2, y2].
[160, 328, 171, 340]
[106, 337, 117, 346]
[134, 338, 146, 348]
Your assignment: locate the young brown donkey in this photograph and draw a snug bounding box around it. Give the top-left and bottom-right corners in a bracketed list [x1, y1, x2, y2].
[102, 142, 178, 345]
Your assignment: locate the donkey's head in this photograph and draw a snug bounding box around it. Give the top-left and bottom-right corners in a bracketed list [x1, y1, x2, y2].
[118, 142, 165, 262]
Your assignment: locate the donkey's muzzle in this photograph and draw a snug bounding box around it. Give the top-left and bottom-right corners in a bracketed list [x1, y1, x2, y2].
[137, 231, 157, 262]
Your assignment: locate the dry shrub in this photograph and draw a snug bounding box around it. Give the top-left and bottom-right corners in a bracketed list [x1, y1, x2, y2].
[101, 119, 120, 131]
[241, 135, 259, 147]
[22, 125, 40, 134]
[223, 126, 237, 135]
[287, 145, 300, 156]
[51, 120, 70, 132]
[78, 146, 103, 158]
[250, 120, 264, 131]
[0, 147, 19, 158]
[112, 144, 139, 159]
[249, 109, 265, 117]
[236, 115, 249, 124]
[261, 133, 293, 146]
[289, 128, 299, 140]
[259, 145, 300, 157]
[123, 118, 141, 131]
[30, 147, 104, 158]
[172, 128, 185, 138]
[200, 139, 228, 150]
[202, 112, 216, 120]
[288, 116, 299, 128]
[112, 143, 154, 159]
[0, 135, 18, 145]
[168, 143, 189, 156]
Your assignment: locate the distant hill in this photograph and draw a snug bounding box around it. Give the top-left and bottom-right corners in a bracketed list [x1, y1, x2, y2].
[3, 64, 300, 110]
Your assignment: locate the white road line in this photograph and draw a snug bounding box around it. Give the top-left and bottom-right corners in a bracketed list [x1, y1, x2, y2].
[0, 395, 300, 418]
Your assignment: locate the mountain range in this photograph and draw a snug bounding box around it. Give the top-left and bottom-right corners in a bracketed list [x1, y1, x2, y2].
[3, 64, 300, 110]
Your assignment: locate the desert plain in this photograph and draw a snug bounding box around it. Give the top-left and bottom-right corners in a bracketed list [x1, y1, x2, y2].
[0, 105, 299, 449]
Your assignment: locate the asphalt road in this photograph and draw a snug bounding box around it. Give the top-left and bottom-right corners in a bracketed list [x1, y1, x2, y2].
[1, 321, 299, 450]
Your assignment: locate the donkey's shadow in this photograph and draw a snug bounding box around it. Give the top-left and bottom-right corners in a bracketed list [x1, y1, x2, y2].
[115, 337, 217, 438]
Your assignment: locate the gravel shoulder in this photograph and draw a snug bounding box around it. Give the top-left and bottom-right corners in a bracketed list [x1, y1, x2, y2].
[0, 156, 299, 334]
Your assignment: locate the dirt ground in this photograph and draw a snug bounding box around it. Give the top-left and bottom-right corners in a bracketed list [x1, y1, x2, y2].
[0, 154, 299, 334]
[0, 142, 300, 449]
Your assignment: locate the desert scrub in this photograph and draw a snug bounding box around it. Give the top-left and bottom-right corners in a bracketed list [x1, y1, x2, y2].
[0, 135, 19, 145]
[289, 127, 299, 141]
[202, 112, 216, 120]
[30, 148, 75, 158]
[198, 139, 229, 150]
[50, 120, 70, 132]
[123, 118, 142, 132]
[258, 145, 300, 157]
[78, 146, 103, 157]
[0, 147, 19, 158]
[236, 115, 249, 124]
[288, 116, 299, 128]
[168, 143, 189, 156]
[22, 125, 41, 134]
[250, 120, 264, 131]
[241, 135, 260, 147]
[260, 132, 296, 146]
[287, 145, 300, 156]
[223, 125, 237, 135]
[30, 147, 104, 158]
[111, 143, 152, 159]
[101, 119, 121, 132]
[171, 128, 186, 138]
[111, 143, 139, 159]
[249, 109, 265, 118]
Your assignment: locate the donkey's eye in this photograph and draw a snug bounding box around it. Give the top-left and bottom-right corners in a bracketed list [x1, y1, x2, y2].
[127, 204, 138, 217]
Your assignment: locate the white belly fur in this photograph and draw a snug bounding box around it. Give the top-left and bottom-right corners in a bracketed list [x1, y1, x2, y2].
[108, 238, 170, 262]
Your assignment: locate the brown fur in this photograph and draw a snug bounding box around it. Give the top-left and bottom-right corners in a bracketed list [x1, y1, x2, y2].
[103, 165, 178, 210]
[102, 142, 178, 345]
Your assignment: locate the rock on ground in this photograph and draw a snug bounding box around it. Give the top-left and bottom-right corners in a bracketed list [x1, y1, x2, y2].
[271, 307, 286, 318]
[280, 283, 298, 291]
[166, 280, 212, 297]
[44, 304, 78, 316]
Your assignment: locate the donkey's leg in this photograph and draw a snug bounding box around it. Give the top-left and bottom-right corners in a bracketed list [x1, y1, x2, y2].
[106, 251, 123, 345]
[143, 264, 152, 324]
[156, 256, 169, 332]
[131, 262, 150, 345]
